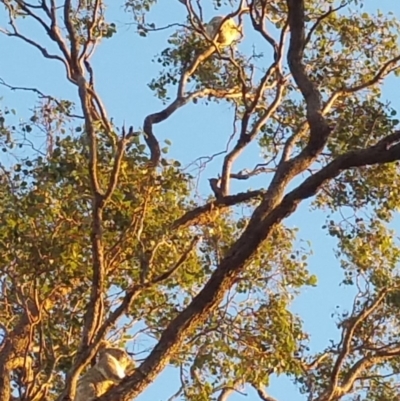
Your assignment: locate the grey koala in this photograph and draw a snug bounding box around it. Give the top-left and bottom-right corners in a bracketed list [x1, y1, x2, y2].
[74, 347, 134, 401]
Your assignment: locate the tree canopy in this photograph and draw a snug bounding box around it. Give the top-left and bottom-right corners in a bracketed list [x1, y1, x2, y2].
[1, 1, 400, 401]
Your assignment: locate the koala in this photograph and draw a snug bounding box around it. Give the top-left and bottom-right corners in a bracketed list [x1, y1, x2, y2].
[184, 15, 243, 77]
[205, 16, 242, 47]
[74, 347, 134, 401]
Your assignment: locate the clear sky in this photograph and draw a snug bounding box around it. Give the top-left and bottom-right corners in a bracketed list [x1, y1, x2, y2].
[1, 1, 400, 400]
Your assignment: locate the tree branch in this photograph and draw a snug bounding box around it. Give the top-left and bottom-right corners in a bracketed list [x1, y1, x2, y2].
[304, 4, 349, 49]
[0, 78, 83, 119]
[329, 289, 390, 394]
[220, 61, 286, 196]
[96, 127, 400, 401]
[286, 0, 331, 157]
[252, 384, 281, 401]
[171, 189, 265, 230]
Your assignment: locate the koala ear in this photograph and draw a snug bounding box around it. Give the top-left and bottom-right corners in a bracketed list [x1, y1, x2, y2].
[98, 340, 110, 350]
[97, 341, 111, 359]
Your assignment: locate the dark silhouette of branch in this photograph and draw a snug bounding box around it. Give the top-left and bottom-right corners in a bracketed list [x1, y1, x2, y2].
[171, 189, 265, 230]
[0, 78, 83, 119]
[230, 165, 275, 180]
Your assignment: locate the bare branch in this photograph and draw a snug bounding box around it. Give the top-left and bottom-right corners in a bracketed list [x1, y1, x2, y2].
[252, 384, 281, 401]
[0, 26, 69, 74]
[220, 62, 286, 196]
[142, 84, 245, 167]
[341, 54, 400, 94]
[216, 387, 236, 401]
[230, 165, 275, 180]
[143, 98, 185, 167]
[171, 189, 265, 230]
[63, 0, 81, 76]
[302, 352, 330, 371]
[9, 1, 73, 77]
[216, 381, 245, 401]
[249, 0, 283, 61]
[0, 78, 83, 119]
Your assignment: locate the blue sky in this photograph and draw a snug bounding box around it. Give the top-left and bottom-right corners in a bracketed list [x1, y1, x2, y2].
[1, 1, 400, 400]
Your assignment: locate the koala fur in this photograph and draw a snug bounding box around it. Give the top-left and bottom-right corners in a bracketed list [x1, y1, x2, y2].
[74, 347, 134, 401]
[205, 16, 242, 47]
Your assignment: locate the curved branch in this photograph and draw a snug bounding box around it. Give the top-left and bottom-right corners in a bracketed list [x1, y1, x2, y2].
[143, 97, 187, 167]
[96, 129, 400, 401]
[252, 384, 281, 401]
[220, 63, 286, 196]
[142, 84, 246, 167]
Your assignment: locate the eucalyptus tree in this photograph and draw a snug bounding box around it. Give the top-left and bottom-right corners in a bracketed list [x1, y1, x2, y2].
[1, 1, 400, 401]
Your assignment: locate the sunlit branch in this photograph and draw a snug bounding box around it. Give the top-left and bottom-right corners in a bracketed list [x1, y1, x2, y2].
[216, 385, 243, 401]
[252, 384, 281, 401]
[302, 352, 330, 371]
[79, 0, 102, 62]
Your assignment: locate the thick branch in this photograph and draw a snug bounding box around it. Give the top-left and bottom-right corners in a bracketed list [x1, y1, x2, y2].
[250, 0, 333, 220]
[63, 0, 81, 76]
[0, 295, 50, 401]
[337, 345, 400, 397]
[96, 129, 400, 401]
[286, 0, 331, 157]
[287, 0, 321, 123]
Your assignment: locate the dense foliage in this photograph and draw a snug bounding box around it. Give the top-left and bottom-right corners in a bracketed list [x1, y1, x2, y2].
[1, 1, 400, 401]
